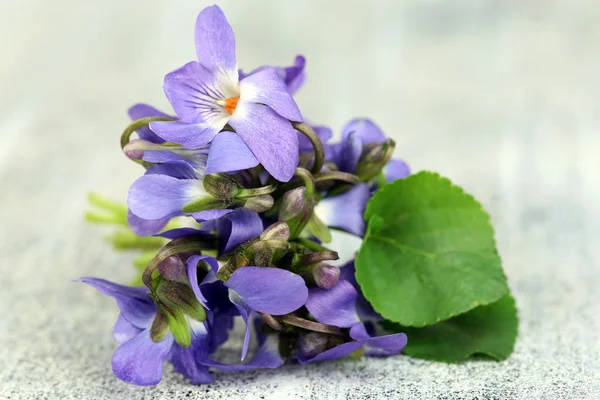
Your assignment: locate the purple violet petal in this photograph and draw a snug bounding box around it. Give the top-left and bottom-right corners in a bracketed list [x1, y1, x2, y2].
[217, 209, 264, 254]
[305, 280, 360, 328]
[150, 120, 223, 149]
[225, 267, 308, 315]
[113, 314, 143, 345]
[339, 131, 362, 173]
[162, 60, 233, 125]
[239, 55, 306, 95]
[194, 5, 239, 84]
[339, 260, 382, 321]
[111, 329, 173, 386]
[283, 55, 306, 95]
[127, 210, 170, 236]
[349, 323, 408, 357]
[192, 209, 233, 221]
[128, 174, 204, 220]
[187, 255, 220, 306]
[314, 183, 370, 237]
[154, 227, 204, 240]
[341, 118, 386, 145]
[78, 277, 155, 329]
[169, 320, 214, 384]
[201, 334, 284, 371]
[128, 103, 171, 144]
[229, 101, 299, 182]
[145, 160, 202, 180]
[206, 131, 259, 175]
[297, 341, 364, 364]
[239, 67, 303, 122]
[384, 159, 411, 182]
[228, 290, 252, 361]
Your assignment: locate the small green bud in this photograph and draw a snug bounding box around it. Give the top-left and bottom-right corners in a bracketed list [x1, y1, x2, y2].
[243, 194, 274, 212]
[203, 173, 240, 199]
[354, 139, 396, 183]
[260, 221, 290, 242]
[245, 239, 290, 267]
[156, 280, 206, 322]
[181, 196, 230, 213]
[279, 187, 316, 239]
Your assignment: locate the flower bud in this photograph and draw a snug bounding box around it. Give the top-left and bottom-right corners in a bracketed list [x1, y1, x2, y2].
[312, 263, 340, 289]
[123, 138, 147, 160]
[157, 255, 187, 283]
[279, 187, 316, 239]
[155, 280, 206, 322]
[203, 173, 240, 199]
[245, 239, 290, 267]
[243, 194, 274, 212]
[260, 221, 290, 242]
[354, 138, 396, 182]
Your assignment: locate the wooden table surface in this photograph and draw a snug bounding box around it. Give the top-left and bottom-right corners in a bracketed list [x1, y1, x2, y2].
[1, 1, 599, 398]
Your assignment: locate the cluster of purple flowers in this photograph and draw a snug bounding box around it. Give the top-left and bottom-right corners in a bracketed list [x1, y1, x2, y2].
[81, 5, 411, 386]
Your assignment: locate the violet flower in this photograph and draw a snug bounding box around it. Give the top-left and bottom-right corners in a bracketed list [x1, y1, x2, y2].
[149, 5, 303, 182]
[312, 118, 411, 237]
[187, 255, 308, 361]
[298, 280, 407, 363]
[128, 160, 253, 227]
[334, 118, 410, 182]
[78, 277, 214, 385]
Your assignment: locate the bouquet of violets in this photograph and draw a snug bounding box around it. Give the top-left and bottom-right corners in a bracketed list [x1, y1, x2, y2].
[82, 5, 518, 386]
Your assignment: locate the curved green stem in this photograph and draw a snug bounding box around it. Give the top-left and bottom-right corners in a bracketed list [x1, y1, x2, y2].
[314, 171, 360, 184]
[294, 167, 315, 196]
[120, 116, 174, 149]
[280, 315, 342, 335]
[293, 122, 324, 174]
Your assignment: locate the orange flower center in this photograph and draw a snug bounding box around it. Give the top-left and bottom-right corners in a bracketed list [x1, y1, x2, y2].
[223, 96, 239, 115]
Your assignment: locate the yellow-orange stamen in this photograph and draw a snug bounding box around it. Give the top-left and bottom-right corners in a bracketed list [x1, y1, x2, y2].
[223, 96, 239, 115]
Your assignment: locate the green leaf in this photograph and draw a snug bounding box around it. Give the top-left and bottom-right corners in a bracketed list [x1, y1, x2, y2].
[356, 171, 508, 326]
[382, 293, 518, 362]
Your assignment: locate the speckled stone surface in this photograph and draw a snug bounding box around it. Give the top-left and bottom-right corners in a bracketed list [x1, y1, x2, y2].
[1, 0, 599, 398]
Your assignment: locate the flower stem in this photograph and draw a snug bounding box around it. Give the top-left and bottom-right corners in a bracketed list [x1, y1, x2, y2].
[236, 184, 278, 198]
[293, 237, 333, 253]
[120, 117, 173, 149]
[292, 122, 324, 174]
[314, 171, 360, 184]
[294, 167, 315, 196]
[280, 315, 343, 336]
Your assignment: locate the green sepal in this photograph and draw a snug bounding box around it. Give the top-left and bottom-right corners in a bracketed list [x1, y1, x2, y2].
[182, 196, 230, 213]
[203, 173, 240, 199]
[161, 304, 191, 348]
[150, 309, 170, 342]
[156, 280, 206, 322]
[306, 214, 332, 243]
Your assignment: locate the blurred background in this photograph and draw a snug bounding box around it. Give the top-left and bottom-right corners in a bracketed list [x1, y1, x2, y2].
[1, 0, 599, 398]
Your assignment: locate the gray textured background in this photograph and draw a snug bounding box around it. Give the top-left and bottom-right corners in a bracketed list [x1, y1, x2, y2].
[1, 0, 599, 399]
